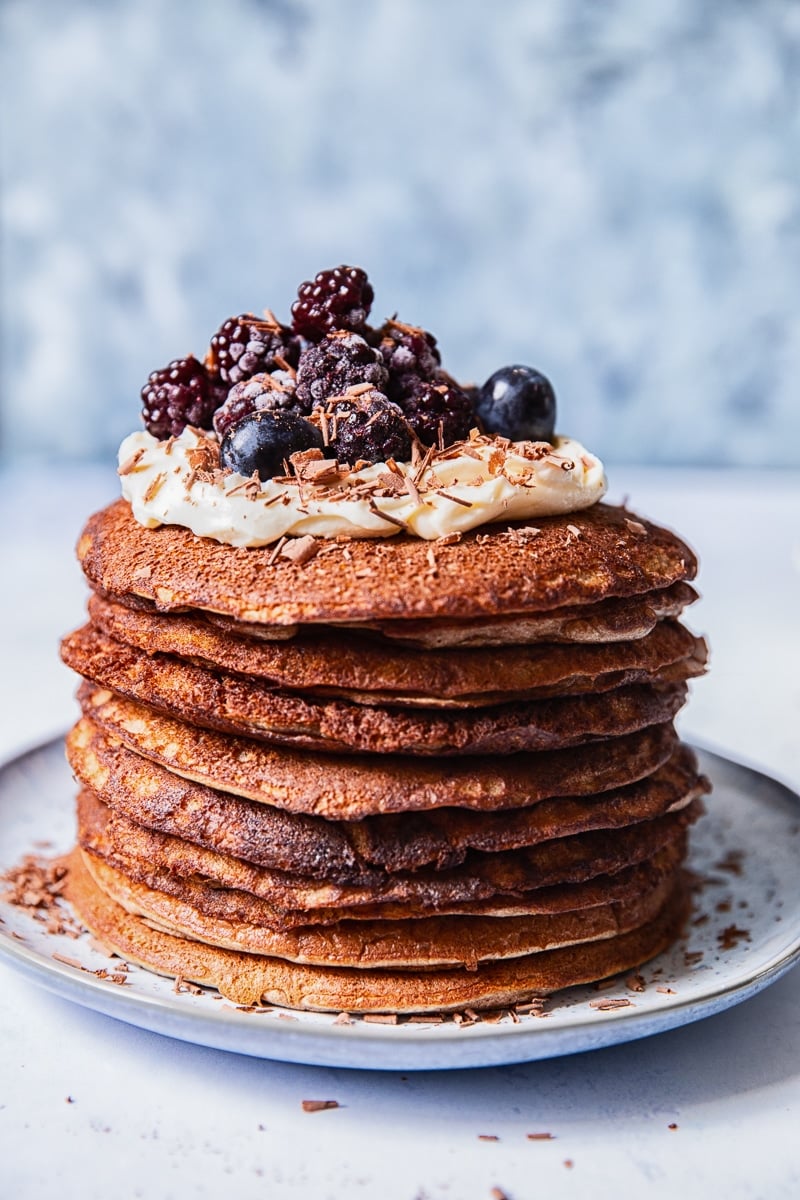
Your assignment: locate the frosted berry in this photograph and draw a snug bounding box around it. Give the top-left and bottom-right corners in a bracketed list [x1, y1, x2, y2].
[213, 372, 302, 439]
[141, 355, 216, 439]
[476, 366, 556, 442]
[397, 377, 475, 447]
[295, 332, 388, 408]
[219, 411, 323, 481]
[378, 319, 441, 402]
[327, 390, 412, 465]
[207, 312, 301, 386]
[291, 266, 374, 340]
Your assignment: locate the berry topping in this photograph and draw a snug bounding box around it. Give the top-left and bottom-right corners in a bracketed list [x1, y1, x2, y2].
[396, 377, 476, 447]
[295, 331, 389, 408]
[476, 366, 557, 443]
[291, 265, 374, 340]
[141, 355, 216, 439]
[219, 411, 323, 482]
[378, 319, 441, 401]
[207, 312, 301, 386]
[326, 389, 413, 466]
[213, 372, 301, 439]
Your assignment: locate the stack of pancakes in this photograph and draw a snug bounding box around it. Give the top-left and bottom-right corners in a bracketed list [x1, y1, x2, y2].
[60, 498, 709, 1013]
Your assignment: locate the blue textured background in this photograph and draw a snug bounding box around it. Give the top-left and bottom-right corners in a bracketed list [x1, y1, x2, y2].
[2, 0, 799, 465]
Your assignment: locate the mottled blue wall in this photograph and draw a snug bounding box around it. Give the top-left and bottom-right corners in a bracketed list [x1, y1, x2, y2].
[2, 0, 799, 465]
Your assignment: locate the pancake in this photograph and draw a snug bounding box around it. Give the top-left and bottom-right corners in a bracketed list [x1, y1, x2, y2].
[77, 499, 698, 627]
[67, 719, 708, 878]
[76, 785, 699, 912]
[60, 623, 706, 759]
[74, 787, 684, 923]
[82, 849, 679, 969]
[339, 581, 699, 647]
[77, 690, 681, 818]
[65, 849, 691, 1011]
[63, 624, 695, 755]
[86, 592, 707, 709]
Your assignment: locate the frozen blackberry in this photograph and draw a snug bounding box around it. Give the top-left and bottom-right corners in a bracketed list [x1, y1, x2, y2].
[213, 372, 302, 439]
[295, 331, 389, 408]
[397, 377, 476, 447]
[378, 318, 441, 401]
[219, 411, 323, 482]
[207, 311, 301, 386]
[327, 389, 413, 465]
[141, 355, 216, 439]
[291, 265, 374, 340]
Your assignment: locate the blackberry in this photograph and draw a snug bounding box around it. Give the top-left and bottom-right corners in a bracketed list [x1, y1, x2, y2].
[291, 265, 374, 340]
[476, 366, 557, 442]
[295, 331, 389, 408]
[219, 411, 323, 482]
[207, 311, 301, 386]
[327, 389, 413, 466]
[397, 377, 476, 447]
[141, 355, 216, 439]
[213, 372, 302, 439]
[378, 319, 441, 401]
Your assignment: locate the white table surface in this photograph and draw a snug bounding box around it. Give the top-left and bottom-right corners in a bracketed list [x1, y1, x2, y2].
[0, 463, 798, 1200]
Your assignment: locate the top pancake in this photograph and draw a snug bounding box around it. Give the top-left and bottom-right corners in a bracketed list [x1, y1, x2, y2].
[78, 499, 698, 627]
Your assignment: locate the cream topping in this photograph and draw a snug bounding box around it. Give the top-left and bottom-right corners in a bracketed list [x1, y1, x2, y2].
[118, 428, 607, 547]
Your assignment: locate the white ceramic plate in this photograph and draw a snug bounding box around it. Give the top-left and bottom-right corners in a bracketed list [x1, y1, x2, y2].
[0, 739, 798, 1070]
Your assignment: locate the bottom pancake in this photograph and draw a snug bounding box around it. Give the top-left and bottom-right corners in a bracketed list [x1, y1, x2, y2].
[65, 849, 690, 1012]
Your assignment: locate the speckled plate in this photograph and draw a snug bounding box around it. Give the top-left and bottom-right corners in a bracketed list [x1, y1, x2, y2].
[0, 739, 798, 1070]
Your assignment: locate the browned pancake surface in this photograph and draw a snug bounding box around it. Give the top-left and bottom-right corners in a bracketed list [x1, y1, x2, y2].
[65, 849, 691, 1011]
[76, 785, 699, 912]
[83, 849, 678, 969]
[78, 689, 680, 818]
[86, 592, 707, 709]
[67, 719, 707, 878]
[77, 500, 698, 625]
[61, 623, 705, 758]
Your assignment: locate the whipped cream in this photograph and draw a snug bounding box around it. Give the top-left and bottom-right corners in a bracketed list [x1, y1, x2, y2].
[118, 428, 607, 547]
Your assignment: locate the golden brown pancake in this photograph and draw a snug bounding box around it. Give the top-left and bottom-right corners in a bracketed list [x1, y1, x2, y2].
[76, 785, 699, 913]
[77, 691, 681, 818]
[67, 719, 708, 879]
[63, 623, 697, 755]
[82, 849, 679, 969]
[77, 499, 698, 626]
[339, 582, 699, 646]
[65, 849, 691, 1011]
[60, 622, 706, 758]
[85, 592, 707, 709]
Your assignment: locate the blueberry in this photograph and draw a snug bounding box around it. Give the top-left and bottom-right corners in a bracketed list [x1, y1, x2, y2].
[476, 366, 557, 442]
[219, 411, 323, 481]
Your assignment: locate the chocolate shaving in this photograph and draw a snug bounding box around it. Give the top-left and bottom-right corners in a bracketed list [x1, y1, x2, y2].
[279, 535, 319, 566]
[588, 998, 634, 1011]
[117, 449, 146, 476]
[301, 1100, 340, 1113]
[142, 472, 167, 503]
[527, 1132, 555, 1141]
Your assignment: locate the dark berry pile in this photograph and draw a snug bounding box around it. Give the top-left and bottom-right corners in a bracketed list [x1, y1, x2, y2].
[295, 332, 388, 408]
[326, 389, 413, 465]
[213, 372, 301, 439]
[207, 312, 301, 386]
[138, 263, 561, 474]
[291, 266, 374, 340]
[141, 356, 217, 439]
